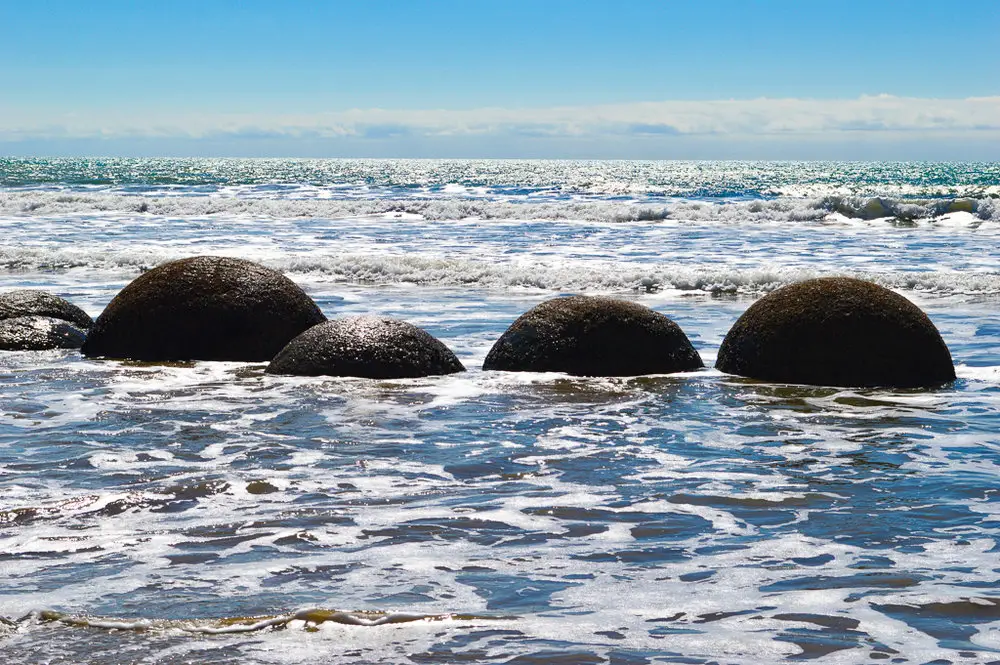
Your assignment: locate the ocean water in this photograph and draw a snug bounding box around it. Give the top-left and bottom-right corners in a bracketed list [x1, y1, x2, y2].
[0, 158, 998, 664]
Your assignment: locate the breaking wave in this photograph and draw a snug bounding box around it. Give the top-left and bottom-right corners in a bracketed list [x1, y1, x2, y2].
[277, 255, 1000, 295]
[1, 190, 998, 225]
[0, 245, 997, 295]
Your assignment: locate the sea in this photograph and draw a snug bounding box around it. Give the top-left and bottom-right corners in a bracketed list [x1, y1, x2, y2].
[0, 158, 998, 664]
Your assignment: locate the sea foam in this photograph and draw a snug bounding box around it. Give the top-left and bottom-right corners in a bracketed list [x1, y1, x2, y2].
[1, 189, 998, 225]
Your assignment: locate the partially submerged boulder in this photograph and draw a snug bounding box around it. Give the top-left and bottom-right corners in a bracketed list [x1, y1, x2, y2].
[0, 290, 93, 330]
[267, 316, 465, 378]
[82, 256, 326, 361]
[716, 277, 955, 388]
[483, 296, 703, 377]
[0, 316, 86, 351]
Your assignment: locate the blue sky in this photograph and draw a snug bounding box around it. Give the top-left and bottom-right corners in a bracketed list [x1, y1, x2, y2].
[1, 0, 998, 158]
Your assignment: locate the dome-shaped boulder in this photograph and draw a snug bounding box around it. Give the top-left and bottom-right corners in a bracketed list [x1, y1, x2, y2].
[267, 316, 465, 378]
[0, 290, 93, 330]
[716, 277, 955, 388]
[483, 296, 703, 377]
[82, 256, 326, 361]
[0, 316, 87, 351]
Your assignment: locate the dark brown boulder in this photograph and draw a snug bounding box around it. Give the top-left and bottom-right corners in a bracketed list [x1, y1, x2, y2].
[81, 256, 326, 361]
[716, 277, 955, 388]
[267, 316, 465, 378]
[0, 316, 86, 351]
[483, 296, 703, 377]
[0, 290, 93, 330]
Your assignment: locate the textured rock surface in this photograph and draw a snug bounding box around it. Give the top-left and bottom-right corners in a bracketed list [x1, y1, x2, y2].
[716, 277, 955, 387]
[0, 290, 93, 330]
[268, 316, 465, 378]
[82, 256, 326, 361]
[483, 296, 703, 376]
[0, 316, 87, 351]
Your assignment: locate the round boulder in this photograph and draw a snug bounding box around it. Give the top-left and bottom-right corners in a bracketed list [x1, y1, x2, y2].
[483, 296, 704, 376]
[716, 277, 955, 388]
[0, 290, 93, 330]
[82, 256, 326, 361]
[267, 316, 465, 378]
[0, 316, 87, 351]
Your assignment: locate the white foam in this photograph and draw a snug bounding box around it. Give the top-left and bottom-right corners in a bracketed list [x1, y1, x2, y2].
[1, 163, 998, 664]
[956, 364, 1000, 382]
[1, 243, 997, 295]
[1, 189, 997, 225]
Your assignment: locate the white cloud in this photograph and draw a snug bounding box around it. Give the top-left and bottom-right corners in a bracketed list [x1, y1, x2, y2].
[2, 95, 1000, 143]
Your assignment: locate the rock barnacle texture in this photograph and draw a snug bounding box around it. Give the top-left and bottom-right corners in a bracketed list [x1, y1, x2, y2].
[267, 316, 465, 378]
[715, 277, 955, 388]
[81, 256, 326, 361]
[0, 290, 93, 330]
[0, 316, 87, 351]
[483, 296, 703, 377]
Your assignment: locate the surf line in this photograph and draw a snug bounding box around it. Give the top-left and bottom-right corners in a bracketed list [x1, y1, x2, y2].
[5, 609, 513, 634]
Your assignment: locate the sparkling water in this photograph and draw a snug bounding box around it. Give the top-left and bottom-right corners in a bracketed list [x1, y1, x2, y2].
[0, 159, 998, 663]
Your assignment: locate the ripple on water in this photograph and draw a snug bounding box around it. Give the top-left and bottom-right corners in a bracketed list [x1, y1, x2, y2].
[1, 171, 999, 662]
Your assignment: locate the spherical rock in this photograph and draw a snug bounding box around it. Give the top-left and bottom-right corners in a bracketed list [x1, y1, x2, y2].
[0, 290, 93, 330]
[81, 256, 326, 361]
[716, 277, 955, 388]
[0, 316, 86, 351]
[483, 296, 704, 377]
[267, 316, 465, 378]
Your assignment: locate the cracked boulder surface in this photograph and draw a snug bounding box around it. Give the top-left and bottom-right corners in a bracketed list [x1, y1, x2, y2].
[0, 316, 87, 351]
[0, 290, 93, 330]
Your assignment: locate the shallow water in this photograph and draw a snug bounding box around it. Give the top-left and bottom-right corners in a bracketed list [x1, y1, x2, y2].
[0, 159, 998, 664]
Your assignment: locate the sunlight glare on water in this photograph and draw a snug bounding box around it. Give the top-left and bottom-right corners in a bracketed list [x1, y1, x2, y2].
[0, 159, 998, 664]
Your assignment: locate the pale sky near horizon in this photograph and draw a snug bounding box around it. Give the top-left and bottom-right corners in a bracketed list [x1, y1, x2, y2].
[2, 0, 999, 159]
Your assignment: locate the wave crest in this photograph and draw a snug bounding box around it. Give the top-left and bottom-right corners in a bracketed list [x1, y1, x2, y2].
[1, 245, 996, 295]
[1, 190, 997, 225]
